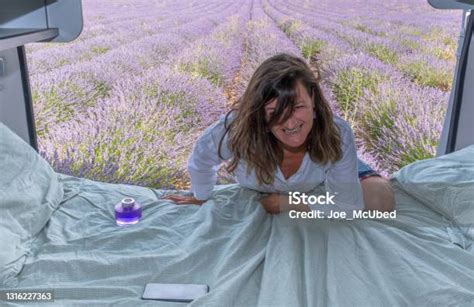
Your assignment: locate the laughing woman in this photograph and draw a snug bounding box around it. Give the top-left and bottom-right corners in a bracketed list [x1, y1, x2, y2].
[163, 53, 394, 215]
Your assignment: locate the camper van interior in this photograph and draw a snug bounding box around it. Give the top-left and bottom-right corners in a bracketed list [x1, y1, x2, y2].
[1, 0, 474, 305]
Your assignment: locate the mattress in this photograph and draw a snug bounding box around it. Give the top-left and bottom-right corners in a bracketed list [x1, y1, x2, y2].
[2, 173, 474, 306]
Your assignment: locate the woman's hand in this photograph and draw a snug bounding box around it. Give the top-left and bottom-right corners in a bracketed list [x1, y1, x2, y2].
[259, 193, 288, 214]
[259, 193, 310, 214]
[161, 194, 206, 205]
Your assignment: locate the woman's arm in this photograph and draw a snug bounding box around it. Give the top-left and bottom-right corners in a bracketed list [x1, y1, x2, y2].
[187, 116, 231, 201]
[162, 115, 231, 204]
[319, 118, 364, 216]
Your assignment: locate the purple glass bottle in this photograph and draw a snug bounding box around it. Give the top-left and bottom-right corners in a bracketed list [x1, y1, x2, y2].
[115, 198, 142, 226]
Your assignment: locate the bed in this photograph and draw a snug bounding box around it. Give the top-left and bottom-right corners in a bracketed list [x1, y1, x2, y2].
[1, 122, 474, 306]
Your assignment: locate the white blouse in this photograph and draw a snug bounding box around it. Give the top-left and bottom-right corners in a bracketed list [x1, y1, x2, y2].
[187, 113, 364, 215]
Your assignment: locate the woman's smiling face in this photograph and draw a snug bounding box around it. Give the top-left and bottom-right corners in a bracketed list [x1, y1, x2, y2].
[264, 81, 315, 153]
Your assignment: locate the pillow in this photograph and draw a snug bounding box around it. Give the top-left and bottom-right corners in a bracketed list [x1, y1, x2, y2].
[0, 122, 63, 285]
[392, 145, 474, 245]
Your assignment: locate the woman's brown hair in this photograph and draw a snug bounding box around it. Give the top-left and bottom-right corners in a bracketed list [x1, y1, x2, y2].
[217, 53, 342, 185]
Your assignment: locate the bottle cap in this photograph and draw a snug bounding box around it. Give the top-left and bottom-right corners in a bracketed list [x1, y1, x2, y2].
[121, 198, 135, 209]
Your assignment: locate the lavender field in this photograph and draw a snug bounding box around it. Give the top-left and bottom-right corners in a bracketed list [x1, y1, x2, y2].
[27, 0, 462, 189]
